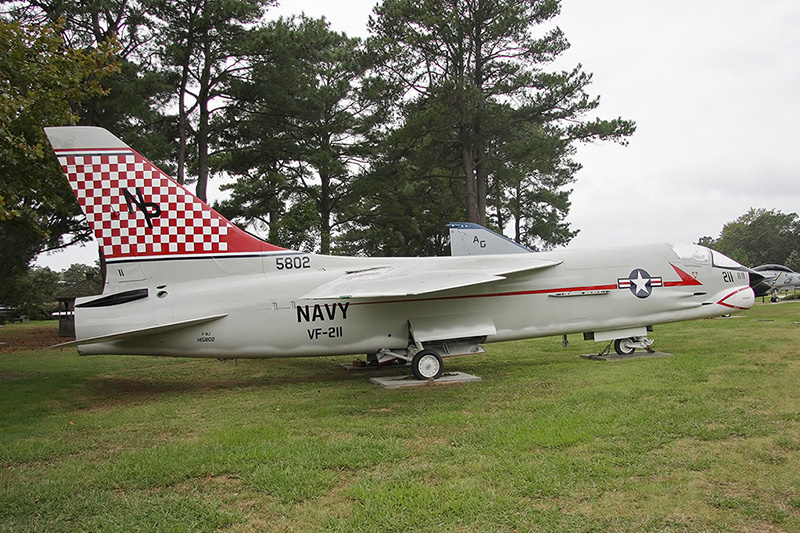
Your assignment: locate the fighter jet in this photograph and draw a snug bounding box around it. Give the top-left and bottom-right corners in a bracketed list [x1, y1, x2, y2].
[750, 264, 800, 301]
[46, 127, 759, 380]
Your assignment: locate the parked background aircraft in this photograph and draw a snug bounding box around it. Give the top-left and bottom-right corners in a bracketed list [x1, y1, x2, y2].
[750, 264, 800, 301]
[46, 126, 759, 379]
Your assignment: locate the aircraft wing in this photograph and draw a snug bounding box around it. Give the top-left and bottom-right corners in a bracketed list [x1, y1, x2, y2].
[300, 256, 561, 300]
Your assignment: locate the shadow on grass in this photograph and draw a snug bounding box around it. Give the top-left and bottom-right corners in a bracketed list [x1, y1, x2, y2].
[78, 358, 406, 408]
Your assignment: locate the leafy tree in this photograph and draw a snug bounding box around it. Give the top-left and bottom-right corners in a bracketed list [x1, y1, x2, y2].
[702, 208, 800, 267]
[338, 174, 462, 257]
[484, 107, 580, 249]
[1, 1, 175, 159]
[0, 19, 118, 282]
[60, 263, 101, 286]
[142, 0, 275, 199]
[366, 0, 634, 249]
[785, 250, 800, 273]
[336, 117, 466, 256]
[0, 262, 101, 323]
[217, 16, 387, 254]
[1, 0, 177, 291]
[1, 0, 149, 51]
[0, 266, 60, 320]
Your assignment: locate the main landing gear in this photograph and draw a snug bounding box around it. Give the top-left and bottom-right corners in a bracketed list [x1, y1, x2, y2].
[370, 347, 447, 380]
[370, 340, 485, 380]
[612, 336, 654, 355]
[370, 348, 444, 380]
[410, 350, 444, 380]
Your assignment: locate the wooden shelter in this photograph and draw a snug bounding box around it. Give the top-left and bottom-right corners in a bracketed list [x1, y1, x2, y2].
[55, 274, 102, 337]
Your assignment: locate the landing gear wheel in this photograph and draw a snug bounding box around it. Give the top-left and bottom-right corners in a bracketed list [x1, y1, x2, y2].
[614, 338, 636, 356]
[411, 350, 444, 380]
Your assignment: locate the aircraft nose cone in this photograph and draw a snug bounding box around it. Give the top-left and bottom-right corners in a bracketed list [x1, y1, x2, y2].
[717, 286, 756, 310]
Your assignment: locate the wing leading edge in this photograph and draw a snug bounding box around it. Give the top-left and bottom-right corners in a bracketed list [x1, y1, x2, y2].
[300, 256, 561, 300]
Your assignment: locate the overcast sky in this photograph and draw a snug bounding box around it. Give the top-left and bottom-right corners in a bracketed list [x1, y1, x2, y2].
[37, 0, 800, 269]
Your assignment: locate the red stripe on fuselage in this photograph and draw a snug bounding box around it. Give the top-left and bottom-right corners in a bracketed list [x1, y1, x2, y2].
[351, 263, 704, 307]
[351, 283, 617, 307]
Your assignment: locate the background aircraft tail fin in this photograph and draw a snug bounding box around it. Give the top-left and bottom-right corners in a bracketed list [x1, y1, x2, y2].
[448, 222, 532, 256]
[45, 126, 284, 261]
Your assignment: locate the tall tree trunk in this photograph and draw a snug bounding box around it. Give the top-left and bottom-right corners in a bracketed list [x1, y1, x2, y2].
[514, 185, 522, 243]
[474, 134, 487, 227]
[176, 7, 198, 185]
[462, 141, 479, 223]
[268, 208, 280, 244]
[472, 14, 486, 227]
[177, 61, 189, 185]
[319, 170, 331, 255]
[195, 38, 212, 202]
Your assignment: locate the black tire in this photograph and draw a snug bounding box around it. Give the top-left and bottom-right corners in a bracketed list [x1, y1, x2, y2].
[614, 338, 636, 356]
[411, 350, 444, 380]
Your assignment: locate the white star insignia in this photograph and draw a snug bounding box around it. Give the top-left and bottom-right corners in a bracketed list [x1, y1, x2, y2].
[631, 271, 651, 295]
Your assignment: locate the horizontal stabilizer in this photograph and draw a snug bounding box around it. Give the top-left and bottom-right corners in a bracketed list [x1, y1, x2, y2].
[301, 256, 560, 300]
[51, 314, 228, 348]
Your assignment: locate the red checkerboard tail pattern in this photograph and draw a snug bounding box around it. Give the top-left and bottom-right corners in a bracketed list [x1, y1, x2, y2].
[45, 127, 284, 260]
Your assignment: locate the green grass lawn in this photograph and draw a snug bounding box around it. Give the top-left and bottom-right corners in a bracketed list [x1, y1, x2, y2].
[2, 304, 800, 532]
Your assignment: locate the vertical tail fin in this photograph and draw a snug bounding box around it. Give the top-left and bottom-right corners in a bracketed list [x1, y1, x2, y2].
[448, 222, 532, 256]
[45, 126, 284, 261]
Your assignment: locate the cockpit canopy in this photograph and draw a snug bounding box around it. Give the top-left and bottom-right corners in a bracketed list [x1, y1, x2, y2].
[670, 244, 745, 270]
